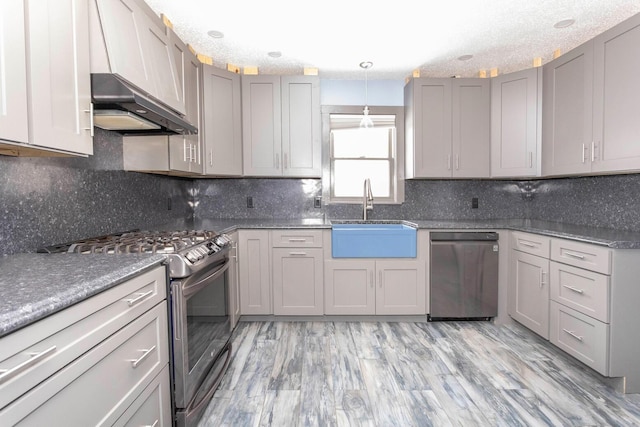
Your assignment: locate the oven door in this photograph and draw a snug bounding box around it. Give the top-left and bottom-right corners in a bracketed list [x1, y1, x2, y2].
[171, 258, 232, 410]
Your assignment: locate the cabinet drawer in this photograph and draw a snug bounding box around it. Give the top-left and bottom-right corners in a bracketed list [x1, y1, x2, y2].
[0, 302, 169, 426]
[114, 365, 172, 427]
[550, 301, 609, 375]
[0, 266, 166, 409]
[511, 231, 550, 257]
[550, 261, 610, 323]
[271, 229, 323, 247]
[550, 239, 611, 274]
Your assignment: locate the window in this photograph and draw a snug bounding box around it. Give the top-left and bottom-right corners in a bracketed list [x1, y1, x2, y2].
[322, 106, 405, 204]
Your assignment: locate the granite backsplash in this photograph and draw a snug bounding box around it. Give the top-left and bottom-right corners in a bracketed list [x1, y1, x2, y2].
[4, 129, 640, 256]
[0, 129, 192, 255]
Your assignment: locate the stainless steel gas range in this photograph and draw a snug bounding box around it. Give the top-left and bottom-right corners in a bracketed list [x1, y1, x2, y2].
[40, 229, 234, 427]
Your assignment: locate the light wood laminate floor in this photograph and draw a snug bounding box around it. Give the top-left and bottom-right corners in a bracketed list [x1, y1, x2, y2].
[198, 320, 640, 426]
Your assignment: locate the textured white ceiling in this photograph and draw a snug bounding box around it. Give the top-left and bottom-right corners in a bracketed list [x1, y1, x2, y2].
[144, 0, 640, 79]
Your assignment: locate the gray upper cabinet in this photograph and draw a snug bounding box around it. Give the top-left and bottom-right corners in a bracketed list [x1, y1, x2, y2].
[0, 0, 28, 146]
[202, 65, 242, 176]
[122, 28, 201, 175]
[542, 42, 594, 176]
[491, 68, 542, 178]
[242, 75, 320, 177]
[591, 13, 640, 173]
[405, 78, 490, 178]
[0, 0, 93, 157]
[93, 0, 185, 115]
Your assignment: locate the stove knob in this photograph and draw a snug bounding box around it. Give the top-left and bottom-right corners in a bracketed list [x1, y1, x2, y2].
[186, 252, 197, 263]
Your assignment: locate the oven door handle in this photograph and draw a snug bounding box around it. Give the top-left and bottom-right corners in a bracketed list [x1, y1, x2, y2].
[182, 261, 230, 299]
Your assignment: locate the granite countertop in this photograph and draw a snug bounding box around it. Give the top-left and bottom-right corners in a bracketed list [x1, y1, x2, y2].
[0, 253, 166, 338]
[153, 217, 640, 249]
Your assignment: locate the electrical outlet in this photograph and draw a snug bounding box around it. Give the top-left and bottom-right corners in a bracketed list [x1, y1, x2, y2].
[247, 196, 254, 208]
[472, 197, 479, 209]
[314, 196, 322, 208]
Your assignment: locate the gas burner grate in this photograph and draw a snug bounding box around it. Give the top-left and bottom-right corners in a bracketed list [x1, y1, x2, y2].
[65, 230, 218, 254]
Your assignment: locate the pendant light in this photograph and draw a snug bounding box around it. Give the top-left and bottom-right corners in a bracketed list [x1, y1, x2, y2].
[359, 61, 373, 128]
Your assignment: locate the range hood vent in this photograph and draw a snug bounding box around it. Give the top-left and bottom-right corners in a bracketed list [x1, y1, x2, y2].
[91, 74, 197, 136]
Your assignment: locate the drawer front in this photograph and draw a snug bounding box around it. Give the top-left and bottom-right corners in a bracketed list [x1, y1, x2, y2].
[550, 301, 609, 375]
[0, 266, 166, 409]
[511, 231, 550, 258]
[0, 303, 169, 426]
[271, 229, 323, 247]
[114, 365, 172, 427]
[550, 261, 610, 323]
[550, 238, 611, 274]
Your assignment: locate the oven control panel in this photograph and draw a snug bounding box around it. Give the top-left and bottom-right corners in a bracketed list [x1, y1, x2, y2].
[185, 234, 231, 263]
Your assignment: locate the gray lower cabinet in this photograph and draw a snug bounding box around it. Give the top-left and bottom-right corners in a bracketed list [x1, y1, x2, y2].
[405, 78, 490, 178]
[228, 232, 241, 328]
[490, 68, 542, 178]
[508, 232, 551, 339]
[0, 266, 171, 425]
[324, 259, 426, 315]
[0, 0, 93, 157]
[202, 65, 243, 176]
[238, 230, 272, 315]
[242, 75, 321, 177]
[543, 13, 640, 177]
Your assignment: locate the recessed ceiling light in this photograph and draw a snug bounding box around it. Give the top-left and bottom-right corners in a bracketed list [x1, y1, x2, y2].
[268, 51, 282, 58]
[554, 19, 575, 29]
[207, 30, 224, 39]
[458, 54, 473, 61]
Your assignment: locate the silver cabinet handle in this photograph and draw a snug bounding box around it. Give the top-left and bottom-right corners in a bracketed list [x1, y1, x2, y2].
[124, 290, 154, 307]
[288, 251, 307, 256]
[562, 329, 583, 342]
[0, 345, 57, 385]
[562, 285, 584, 294]
[540, 271, 547, 288]
[564, 251, 585, 260]
[184, 143, 189, 162]
[130, 345, 157, 368]
[288, 238, 307, 242]
[83, 103, 94, 137]
[581, 144, 586, 163]
[519, 241, 537, 248]
[591, 141, 596, 162]
[209, 150, 213, 167]
[529, 151, 533, 168]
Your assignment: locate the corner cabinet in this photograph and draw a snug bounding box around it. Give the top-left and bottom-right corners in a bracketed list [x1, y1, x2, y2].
[202, 65, 243, 176]
[0, 266, 171, 425]
[405, 78, 490, 178]
[123, 27, 202, 175]
[242, 75, 321, 177]
[0, 0, 93, 157]
[491, 68, 542, 178]
[542, 13, 640, 177]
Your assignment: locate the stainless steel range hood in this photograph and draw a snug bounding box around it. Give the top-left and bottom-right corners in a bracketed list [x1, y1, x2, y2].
[91, 74, 197, 136]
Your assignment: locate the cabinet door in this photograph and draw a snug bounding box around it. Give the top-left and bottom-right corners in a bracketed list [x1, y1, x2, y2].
[0, 0, 28, 145]
[26, 0, 93, 155]
[242, 75, 282, 176]
[376, 260, 426, 315]
[592, 14, 640, 173]
[238, 230, 271, 315]
[406, 79, 452, 177]
[272, 248, 323, 315]
[508, 250, 550, 339]
[203, 65, 242, 176]
[491, 68, 541, 177]
[228, 233, 241, 329]
[281, 76, 321, 177]
[452, 79, 490, 178]
[324, 260, 375, 315]
[542, 42, 594, 176]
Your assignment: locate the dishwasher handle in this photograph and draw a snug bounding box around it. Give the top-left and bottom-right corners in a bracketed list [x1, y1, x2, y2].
[430, 232, 499, 242]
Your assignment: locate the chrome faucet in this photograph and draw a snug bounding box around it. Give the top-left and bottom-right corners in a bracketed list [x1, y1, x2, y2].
[363, 178, 373, 220]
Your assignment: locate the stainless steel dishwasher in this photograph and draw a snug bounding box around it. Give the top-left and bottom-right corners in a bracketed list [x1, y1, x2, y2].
[429, 232, 499, 321]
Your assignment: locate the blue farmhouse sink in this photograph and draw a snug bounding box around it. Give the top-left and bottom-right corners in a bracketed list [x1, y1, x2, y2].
[331, 221, 417, 258]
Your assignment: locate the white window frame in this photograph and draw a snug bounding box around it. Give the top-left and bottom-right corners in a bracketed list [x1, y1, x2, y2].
[321, 105, 405, 205]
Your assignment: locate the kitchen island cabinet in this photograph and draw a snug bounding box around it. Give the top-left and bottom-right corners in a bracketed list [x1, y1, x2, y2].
[242, 75, 321, 177]
[405, 78, 490, 178]
[0, 0, 93, 157]
[0, 259, 170, 425]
